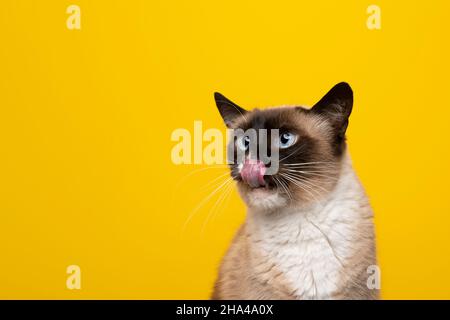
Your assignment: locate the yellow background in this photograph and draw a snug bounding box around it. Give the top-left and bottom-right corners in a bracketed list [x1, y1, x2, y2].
[0, 0, 449, 299]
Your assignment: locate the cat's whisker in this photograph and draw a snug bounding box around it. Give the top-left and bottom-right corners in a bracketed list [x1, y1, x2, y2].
[174, 165, 230, 191]
[281, 169, 339, 181]
[283, 177, 318, 204]
[282, 170, 330, 186]
[289, 173, 338, 184]
[274, 176, 294, 203]
[209, 181, 235, 226]
[279, 144, 305, 162]
[282, 165, 336, 171]
[282, 172, 331, 194]
[282, 167, 336, 172]
[282, 168, 337, 173]
[201, 181, 235, 235]
[199, 171, 234, 192]
[283, 161, 334, 164]
[282, 171, 332, 200]
[181, 176, 234, 236]
[272, 176, 284, 196]
[281, 179, 295, 203]
[280, 173, 321, 203]
[281, 173, 324, 195]
[283, 164, 335, 169]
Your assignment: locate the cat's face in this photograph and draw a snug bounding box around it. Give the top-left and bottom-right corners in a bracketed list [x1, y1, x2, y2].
[214, 83, 353, 211]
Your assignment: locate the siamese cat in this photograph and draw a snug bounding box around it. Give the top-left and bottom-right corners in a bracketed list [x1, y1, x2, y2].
[212, 83, 378, 300]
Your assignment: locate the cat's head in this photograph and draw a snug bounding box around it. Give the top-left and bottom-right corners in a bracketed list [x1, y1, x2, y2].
[214, 82, 353, 211]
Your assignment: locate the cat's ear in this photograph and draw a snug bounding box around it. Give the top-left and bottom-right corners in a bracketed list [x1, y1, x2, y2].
[311, 82, 353, 138]
[214, 92, 247, 128]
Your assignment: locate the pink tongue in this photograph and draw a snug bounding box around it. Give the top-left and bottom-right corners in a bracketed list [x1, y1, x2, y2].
[240, 159, 266, 188]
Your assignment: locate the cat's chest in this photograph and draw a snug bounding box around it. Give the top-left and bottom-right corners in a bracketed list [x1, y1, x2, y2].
[252, 209, 353, 299]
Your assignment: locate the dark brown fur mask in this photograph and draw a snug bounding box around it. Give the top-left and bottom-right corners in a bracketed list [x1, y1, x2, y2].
[214, 82, 353, 210]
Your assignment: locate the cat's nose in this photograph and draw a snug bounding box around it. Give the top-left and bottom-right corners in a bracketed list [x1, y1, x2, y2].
[240, 159, 266, 188]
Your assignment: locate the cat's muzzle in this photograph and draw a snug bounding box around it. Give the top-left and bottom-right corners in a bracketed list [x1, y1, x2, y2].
[240, 159, 266, 188]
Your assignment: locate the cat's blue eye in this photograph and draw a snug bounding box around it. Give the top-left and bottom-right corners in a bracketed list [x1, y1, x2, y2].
[278, 132, 297, 149]
[237, 135, 250, 151]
